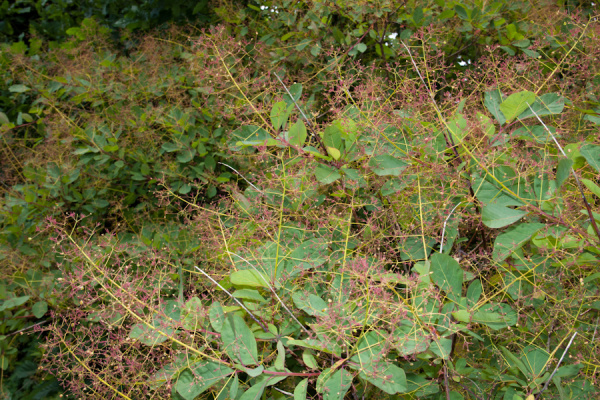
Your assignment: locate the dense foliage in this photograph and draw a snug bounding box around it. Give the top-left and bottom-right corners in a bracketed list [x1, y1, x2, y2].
[1, 0, 600, 399]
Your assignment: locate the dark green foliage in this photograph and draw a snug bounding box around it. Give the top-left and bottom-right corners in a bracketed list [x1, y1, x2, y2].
[1, 1, 600, 399]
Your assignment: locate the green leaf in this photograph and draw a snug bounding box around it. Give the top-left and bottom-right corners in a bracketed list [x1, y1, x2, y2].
[281, 32, 295, 41]
[326, 146, 341, 160]
[239, 382, 265, 400]
[32, 301, 48, 318]
[473, 302, 517, 330]
[289, 119, 307, 147]
[177, 148, 195, 163]
[580, 144, 600, 173]
[466, 279, 482, 308]
[209, 302, 225, 333]
[521, 348, 550, 378]
[356, 43, 367, 53]
[0, 296, 30, 311]
[275, 340, 285, 370]
[512, 39, 531, 48]
[429, 338, 453, 360]
[477, 112, 495, 138]
[9, 84, 30, 93]
[162, 142, 181, 152]
[287, 238, 329, 276]
[359, 362, 407, 394]
[582, 178, 600, 198]
[323, 124, 343, 150]
[501, 347, 530, 378]
[292, 293, 329, 317]
[233, 289, 266, 302]
[499, 91, 536, 123]
[400, 237, 436, 261]
[221, 314, 258, 365]
[492, 223, 546, 262]
[484, 89, 506, 125]
[368, 155, 408, 176]
[147, 355, 189, 390]
[176, 362, 234, 400]
[393, 323, 430, 356]
[302, 351, 318, 369]
[230, 270, 269, 288]
[447, 113, 468, 143]
[0, 112, 9, 125]
[294, 378, 309, 400]
[129, 319, 174, 346]
[482, 202, 528, 228]
[239, 365, 264, 377]
[318, 368, 353, 400]
[522, 48, 540, 58]
[556, 158, 573, 189]
[315, 164, 341, 184]
[350, 331, 385, 365]
[430, 253, 463, 299]
[454, 4, 469, 20]
[270, 101, 291, 131]
[514, 124, 557, 144]
[230, 374, 239, 398]
[231, 125, 272, 149]
[181, 297, 204, 331]
[287, 337, 342, 357]
[517, 93, 564, 119]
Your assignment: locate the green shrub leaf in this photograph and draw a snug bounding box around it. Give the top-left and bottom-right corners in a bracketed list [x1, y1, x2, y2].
[430, 253, 463, 298]
[315, 164, 341, 184]
[359, 362, 407, 394]
[230, 269, 270, 288]
[580, 144, 600, 173]
[499, 91, 536, 123]
[294, 378, 309, 400]
[484, 89, 506, 125]
[492, 222, 546, 262]
[32, 301, 48, 318]
[482, 202, 528, 228]
[368, 155, 408, 176]
[317, 367, 353, 400]
[517, 93, 564, 119]
[289, 119, 307, 147]
[221, 314, 258, 365]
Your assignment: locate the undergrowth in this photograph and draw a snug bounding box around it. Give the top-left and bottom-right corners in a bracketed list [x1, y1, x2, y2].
[1, 3, 600, 400]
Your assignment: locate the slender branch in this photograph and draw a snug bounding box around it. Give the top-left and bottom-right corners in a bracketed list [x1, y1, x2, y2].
[6, 319, 49, 336]
[194, 265, 268, 332]
[536, 332, 578, 399]
[218, 162, 263, 193]
[527, 102, 600, 241]
[440, 202, 463, 253]
[443, 364, 451, 400]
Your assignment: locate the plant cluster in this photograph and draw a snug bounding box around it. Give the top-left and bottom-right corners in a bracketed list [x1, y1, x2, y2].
[1, 1, 600, 399]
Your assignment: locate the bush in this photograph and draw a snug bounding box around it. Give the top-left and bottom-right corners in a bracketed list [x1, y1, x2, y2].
[1, 1, 600, 399]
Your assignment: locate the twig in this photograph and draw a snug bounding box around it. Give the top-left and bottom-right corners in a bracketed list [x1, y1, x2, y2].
[443, 364, 451, 400]
[536, 331, 578, 399]
[440, 202, 463, 253]
[5, 319, 50, 336]
[194, 265, 268, 332]
[272, 387, 293, 396]
[218, 162, 263, 193]
[527, 103, 600, 241]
